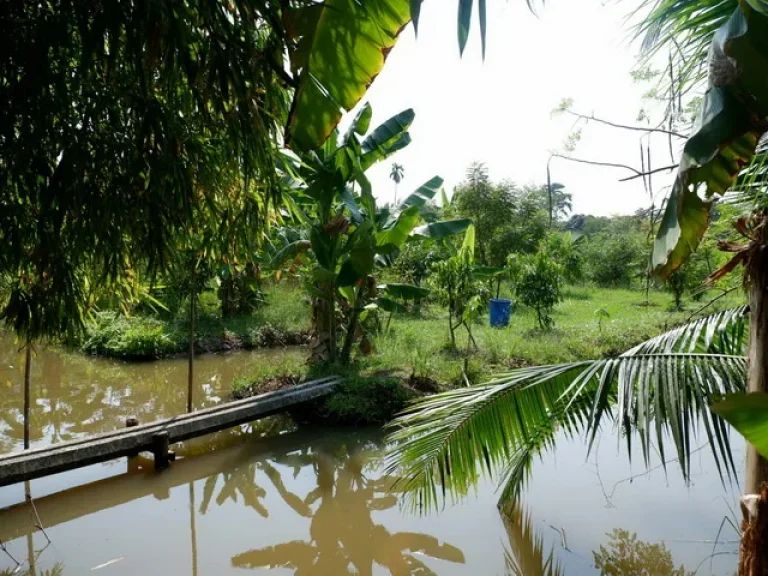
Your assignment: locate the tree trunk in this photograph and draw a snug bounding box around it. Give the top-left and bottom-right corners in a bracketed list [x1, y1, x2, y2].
[23, 341, 31, 450]
[310, 285, 335, 363]
[747, 239, 768, 493]
[219, 273, 236, 318]
[340, 306, 360, 365]
[187, 265, 196, 414]
[742, 222, 768, 574]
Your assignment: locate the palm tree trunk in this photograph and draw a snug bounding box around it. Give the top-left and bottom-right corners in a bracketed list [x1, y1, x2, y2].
[741, 219, 768, 574]
[23, 341, 31, 450]
[187, 264, 196, 414]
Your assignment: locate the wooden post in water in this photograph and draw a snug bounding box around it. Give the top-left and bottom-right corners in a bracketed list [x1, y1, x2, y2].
[126, 417, 139, 460]
[187, 263, 196, 414]
[189, 482, 198, 576]
[23, 342, 31, 451]
[152, 431, 170, 471]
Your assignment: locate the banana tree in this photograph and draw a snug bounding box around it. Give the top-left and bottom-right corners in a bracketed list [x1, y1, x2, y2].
[283, 0, 493, 152]
[273, 104, 470, 363]
[384, 2, 768, 571]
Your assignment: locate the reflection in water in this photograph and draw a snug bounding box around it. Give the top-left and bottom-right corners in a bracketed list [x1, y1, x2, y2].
[0, 428, 470, 575]
[189, 482, 199, 576]
[0, 332, 306, 454]
[0, 337, 743, 575]
[227, 437, 466, 575]
[592, 529, 696, 576]
[500, 503, 563, 576]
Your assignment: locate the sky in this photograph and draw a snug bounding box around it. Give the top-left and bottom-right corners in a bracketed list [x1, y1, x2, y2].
[347, 0, 685, 217]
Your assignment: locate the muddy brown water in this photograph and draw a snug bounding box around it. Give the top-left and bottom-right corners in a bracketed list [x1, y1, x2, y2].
[0, 334, 742, 575]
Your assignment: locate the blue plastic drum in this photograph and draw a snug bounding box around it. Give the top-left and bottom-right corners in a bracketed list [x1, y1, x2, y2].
[489, 298, 513, 327]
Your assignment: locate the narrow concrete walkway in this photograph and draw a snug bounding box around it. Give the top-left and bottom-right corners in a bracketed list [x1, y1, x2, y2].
[0, 376, 341, 487]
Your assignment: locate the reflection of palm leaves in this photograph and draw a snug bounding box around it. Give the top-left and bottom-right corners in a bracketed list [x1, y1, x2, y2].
[232, 444, 466, 575]
[203, 464, 269, 518]
[500, 503, 563, 576]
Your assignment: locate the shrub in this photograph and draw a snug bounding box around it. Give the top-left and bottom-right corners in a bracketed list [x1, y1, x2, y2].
[581, 229, 646, 288]
[319, 376, 414, 425]
[430, 251, 485, 350]
[509, 248, 564, 330]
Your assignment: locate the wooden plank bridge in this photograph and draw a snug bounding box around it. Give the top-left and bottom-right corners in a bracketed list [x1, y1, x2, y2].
[0, 426, 334, 542]
[0, 375, 341, 488]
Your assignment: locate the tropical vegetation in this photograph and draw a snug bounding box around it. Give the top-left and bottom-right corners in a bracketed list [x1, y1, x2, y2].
[4, 0, 768, 572]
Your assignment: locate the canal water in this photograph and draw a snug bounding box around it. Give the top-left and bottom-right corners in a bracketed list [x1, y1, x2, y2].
[0, 335, 742, 575]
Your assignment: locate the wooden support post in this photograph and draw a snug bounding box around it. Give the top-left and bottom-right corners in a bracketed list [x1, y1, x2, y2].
[126, 417, 140, 460]
[152, 432, 170, 471]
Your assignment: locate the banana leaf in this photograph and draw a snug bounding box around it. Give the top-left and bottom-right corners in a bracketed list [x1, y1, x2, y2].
[653, 3, 768, 278]
[360, 109, 415, 171]
[375, 297, 409, 313]
[400, 176, 444, 209]
[285, 0, 411, 151]
[711, 392, 768, 460]
[376, 205, 420, 247]
[269, 240, 311, 270]
[381, 283, 430, 300]
[473, 266, 505, 279]
[412, 218, 472, 238]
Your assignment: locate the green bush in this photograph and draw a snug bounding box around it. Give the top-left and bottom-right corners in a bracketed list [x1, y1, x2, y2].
[318, 376, 413, 425]
[509, 248, 564, 330]
[80, 311, 183, 358]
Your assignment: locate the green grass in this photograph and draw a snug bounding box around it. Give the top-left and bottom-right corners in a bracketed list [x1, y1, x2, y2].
[78, 281, 311, 359]
[222, 283, 745, 423]
[359, 285, 744, 386]
[76, 278, 744, 393]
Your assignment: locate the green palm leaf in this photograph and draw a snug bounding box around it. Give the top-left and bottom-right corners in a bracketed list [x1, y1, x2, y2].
[385, 307, 748, 511]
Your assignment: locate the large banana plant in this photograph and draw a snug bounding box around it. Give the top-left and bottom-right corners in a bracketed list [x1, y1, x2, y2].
[652, 1, 768, 277]
[283, 0, 494, 151]
[273, 104, 470, 363]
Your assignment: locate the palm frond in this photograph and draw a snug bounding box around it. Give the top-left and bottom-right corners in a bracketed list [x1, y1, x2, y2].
[634, 0, 736, 87]
[385, 307, 748, 511]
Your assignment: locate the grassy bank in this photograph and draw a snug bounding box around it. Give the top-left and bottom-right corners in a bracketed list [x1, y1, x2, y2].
[77, 282, 310, 359]
[364, 285, 742, 385]
[228, 284, 744, 422]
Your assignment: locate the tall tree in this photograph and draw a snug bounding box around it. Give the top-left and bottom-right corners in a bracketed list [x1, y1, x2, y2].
[390, 163, 405, 205]
[0, 0, 291, 439]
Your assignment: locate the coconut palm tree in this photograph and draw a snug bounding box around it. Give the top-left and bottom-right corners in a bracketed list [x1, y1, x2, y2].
[390, 162, 405, 206]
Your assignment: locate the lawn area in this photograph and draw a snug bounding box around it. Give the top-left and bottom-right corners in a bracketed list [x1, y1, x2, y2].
[360, 285, 744, 387]
[226, 282, 744, 390]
